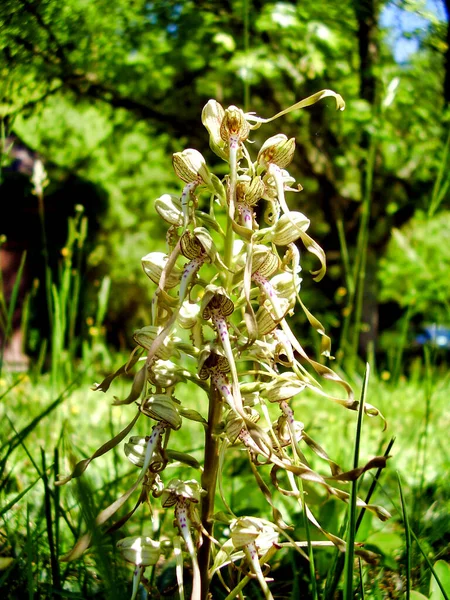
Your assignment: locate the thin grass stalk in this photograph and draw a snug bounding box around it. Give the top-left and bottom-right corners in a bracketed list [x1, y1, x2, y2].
[0, 248, 6, 333]
[355, 436, 395, 532]
[391, 303, 414, 385]
[51, 283, 62, 390]
[26, 502, 35, 600]
[349, 140, 376, 365]
[0, 474, 42, 518]
[298, 476, 318, 600]
[336, 214, 354, 296]
[0, 117, 6, 184]
[343, 363, 369, 600]
[198, 385, 223, 599]
[37, 172, 54, 337]
[243, 0, 250, 112]
[0, 378, 76, 456]
[397, 472, 411, 600]
[358, 557, 365, 600]
[413, 346, 432, 530]
[41, 448, 61, 595]
[54, 448, 61, 573]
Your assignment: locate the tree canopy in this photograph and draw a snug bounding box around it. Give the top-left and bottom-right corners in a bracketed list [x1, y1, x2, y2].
[1, 0, 449, 357]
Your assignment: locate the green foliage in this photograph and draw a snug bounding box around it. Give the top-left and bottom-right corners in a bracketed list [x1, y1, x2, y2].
[378, 210, 450, 322]
[2, 0, 449, 341]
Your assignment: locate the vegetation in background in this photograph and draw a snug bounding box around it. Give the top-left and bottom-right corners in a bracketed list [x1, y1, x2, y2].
[0, 0, 449, 598]
[1, 0, 449, 352]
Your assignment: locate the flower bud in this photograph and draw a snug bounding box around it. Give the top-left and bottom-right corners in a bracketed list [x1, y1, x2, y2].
[257, 134, 295, 169]
[220, 105, 250, 143]
[140, 394, 182, 430]
[116, 536, 160, 566]
[230, 517, 260, 548]
[251, 245, 280, 277]
[133, 325, 178, 360]
[180, 227, 217, 262]
[202, 100, 228, 159]
[225, 408, 259, 443]
[148, 359, 186, 388]
[271, 273, 301, 309]
[255, 305, 279, 335]
[172, 149, 213, 187]
[141, 252, 182, 289]
[155, 194, 183, 227]
[236, 176, 265, 206]
[271, 212, 310, 245]
[178, 301, 201, 329]
[231, 517, 278, 551]
[124, 436, 150, 467]
[202, 100, 225, 146]
[262, 372, 306, 402]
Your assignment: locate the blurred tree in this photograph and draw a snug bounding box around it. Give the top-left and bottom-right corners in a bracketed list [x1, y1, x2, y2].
[1, 0, 448, 356]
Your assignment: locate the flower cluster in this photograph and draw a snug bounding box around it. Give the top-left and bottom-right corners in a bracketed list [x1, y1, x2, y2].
[57, 91, 389, 600]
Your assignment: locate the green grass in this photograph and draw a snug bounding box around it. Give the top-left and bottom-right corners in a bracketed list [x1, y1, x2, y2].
[0, 354, 449, 599]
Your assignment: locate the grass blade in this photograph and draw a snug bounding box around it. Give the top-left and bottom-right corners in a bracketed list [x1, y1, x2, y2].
[343, 362, 369, 600]
[397, 471, 411, 600]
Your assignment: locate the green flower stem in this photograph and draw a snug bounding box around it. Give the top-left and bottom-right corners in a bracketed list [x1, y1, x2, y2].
[198, 384, 223, 600]
[151, 240, 182, 325]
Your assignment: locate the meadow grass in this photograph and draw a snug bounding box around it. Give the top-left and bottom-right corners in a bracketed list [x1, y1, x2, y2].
[0, 352, 449, 599]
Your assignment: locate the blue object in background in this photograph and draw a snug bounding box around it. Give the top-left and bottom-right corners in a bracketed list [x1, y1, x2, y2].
[415, 325, 450, 349]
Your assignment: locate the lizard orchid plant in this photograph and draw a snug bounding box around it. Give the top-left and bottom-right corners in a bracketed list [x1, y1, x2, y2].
[57, 90, 389, 600]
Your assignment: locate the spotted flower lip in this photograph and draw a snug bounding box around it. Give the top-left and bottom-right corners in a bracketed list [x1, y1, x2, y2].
[200, 285, 234, 320]
[141, 252, 182, 288]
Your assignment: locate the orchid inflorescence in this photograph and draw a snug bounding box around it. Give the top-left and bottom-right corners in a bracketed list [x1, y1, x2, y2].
[57, 90, 389, 600]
